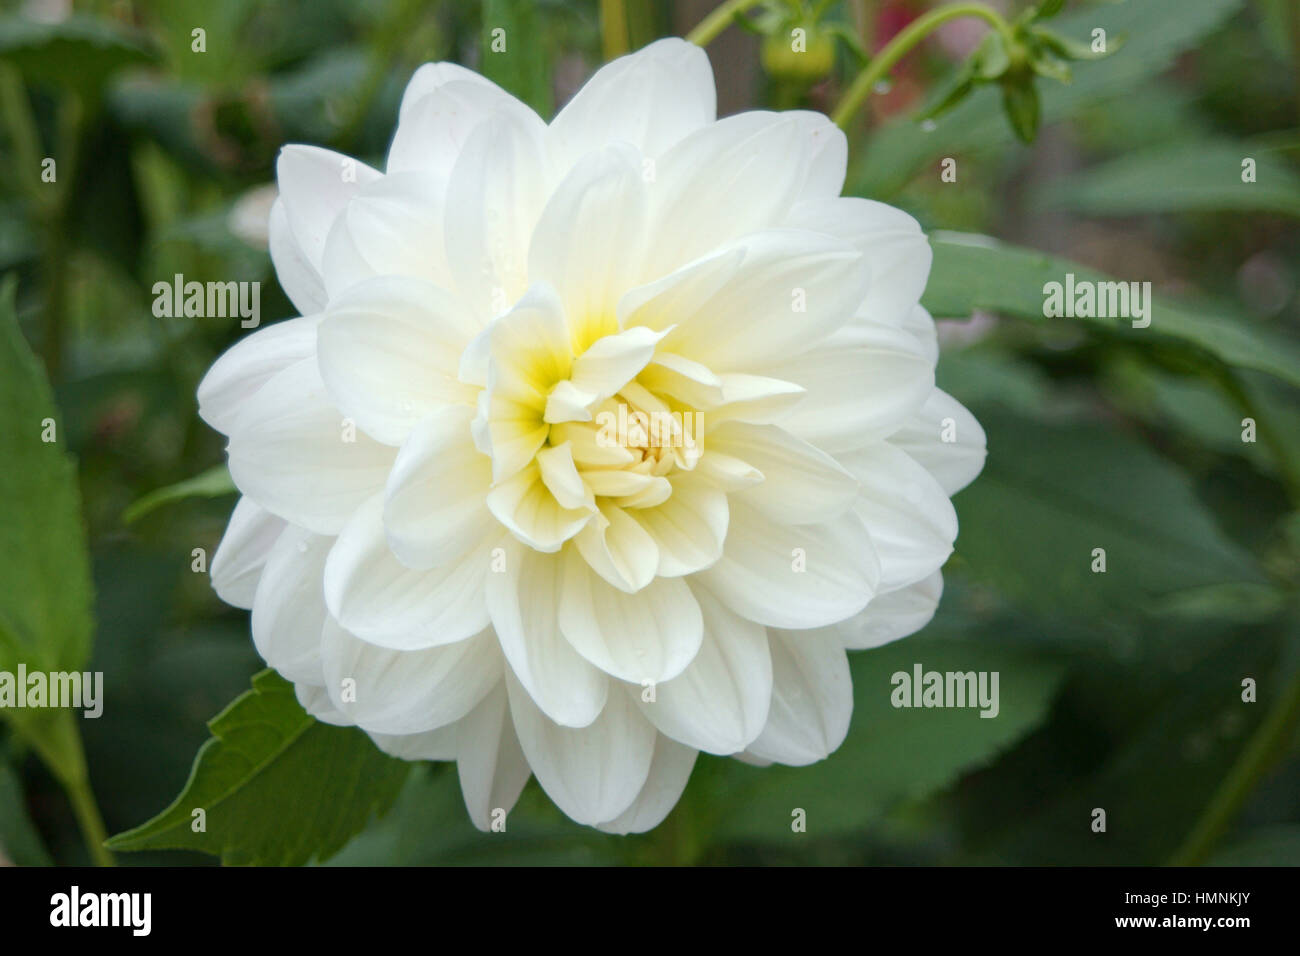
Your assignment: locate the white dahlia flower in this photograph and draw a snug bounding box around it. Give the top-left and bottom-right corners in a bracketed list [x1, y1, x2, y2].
[200, 38, 986, 833]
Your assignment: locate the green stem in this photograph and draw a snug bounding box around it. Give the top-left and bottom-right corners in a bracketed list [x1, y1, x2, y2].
[21, 711, 115, 866]
[686, 0, 766, 47]
[65, 775, 115, 868]
[1168, 664, 1300, 866]
[830, 2, 1015, 129]
[600, 0, 629, 60]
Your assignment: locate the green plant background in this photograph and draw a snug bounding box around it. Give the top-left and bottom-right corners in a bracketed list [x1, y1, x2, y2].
[1, 0, 1298, 866]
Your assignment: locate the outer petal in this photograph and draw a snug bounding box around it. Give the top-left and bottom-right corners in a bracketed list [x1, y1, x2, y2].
[369, 724, 459, 761]
[697, 501, 879, 630]
[784, 196, 931, 327]
[835, 571, 943, 650]
[275, 145, 381, 271]
[250, 524, 333, 684]
[746, 629, 853, 766]
[197, 314, 321, 435]
[595, 734, 698, 835]
[486, 542, 609, 728]
[387, 80, 542, 182]
[320, 173, 455, 299]
[640, 112, 817, 277]
[886, 388, 988, 495]
[506, 671, 656, 826]
[840, 443, 958, 592]
[323, 495, 492, 650]
[636, 585, 772, 755]
[383, 405, 495, 569]
[269, 198, 327, 315]
[456, 682, 533, 831]
[547, 37, 715, 174]
[226, 357, 395, 535]
[558, 551, 704, 685]
[210, 497, 286, 609]
[317, 276, 480, 446]
[321, 618, 500, 735]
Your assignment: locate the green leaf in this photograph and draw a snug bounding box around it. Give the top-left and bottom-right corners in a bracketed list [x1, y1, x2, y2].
[1033, 0, 1068, 20]
[1034, 139, 1300, 218]
[850, 0, 1245, 195]
[952, 407, 1263, 620]
[0, 14, 155, 102]
[106, 670, 410, 865]
[1000, 78, 1040, 142]
[710, 637, 1066, 842]
[0, 275, 93, 680]
[123, 464, 236, 524]
[922, 233, 1300, 389]
[480, 0, 553, 118]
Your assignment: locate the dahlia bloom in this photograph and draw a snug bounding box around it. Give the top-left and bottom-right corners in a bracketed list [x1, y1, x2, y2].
[200, 38, 985, 833]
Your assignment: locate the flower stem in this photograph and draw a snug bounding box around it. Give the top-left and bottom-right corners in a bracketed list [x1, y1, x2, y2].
[1168, 663, 1300, 866]
[830, 2, 1015, 129]
[600, 0, 630, 59]
[686, 0, 765, 47]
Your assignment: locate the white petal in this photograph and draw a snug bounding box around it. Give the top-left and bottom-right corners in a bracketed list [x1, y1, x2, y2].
[197, 314, 321, 435]
[383, 405, 495, 569]
[387, 79, 542, 181]
[445, 110, 550, 322]
[369, 725, 459, 761]
[840, 443, 957, 592]
[250, 525, 332, 684]
[547, 37, 715, 174]
[573, 501, 659, 593]
[637, 585, 771, 755]
[697, 501, 879, 629]
[320, 173, 455, 298]
[709, 421, 859, 525]
[485, 541, 609, 728]
[226, 357, 394, 534]
[317, 276, 480, 445]
[630, 472, 728, 576]
[210, 497, 287, 609]
[268, 198, 327, 315]
[765, 319, 934, 452]
[399, 61, 502, 122]
[275, 145, 381, 270]
[784, 196, 931, 327]
[596, 734, 697, 834]
[321, 618, 500, 735]
[295, 682, 352, 726]
[641, 112, 816, 277]
[836, 571, 943, 649]
[528, 144, 649, 345]
[746, 629, 852, 766]
[558, 551, 703, 684]
[622, 229, 868, 373]
[323, 495, 492, 650]
[486, 462, 595, 552]
[886, 388, 987, 494]
[455, 682, 532, 831]
[506, 671, 655, 826]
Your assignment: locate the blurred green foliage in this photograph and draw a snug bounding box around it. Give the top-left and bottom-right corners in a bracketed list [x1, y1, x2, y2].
[1, 0, 1298, 866]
